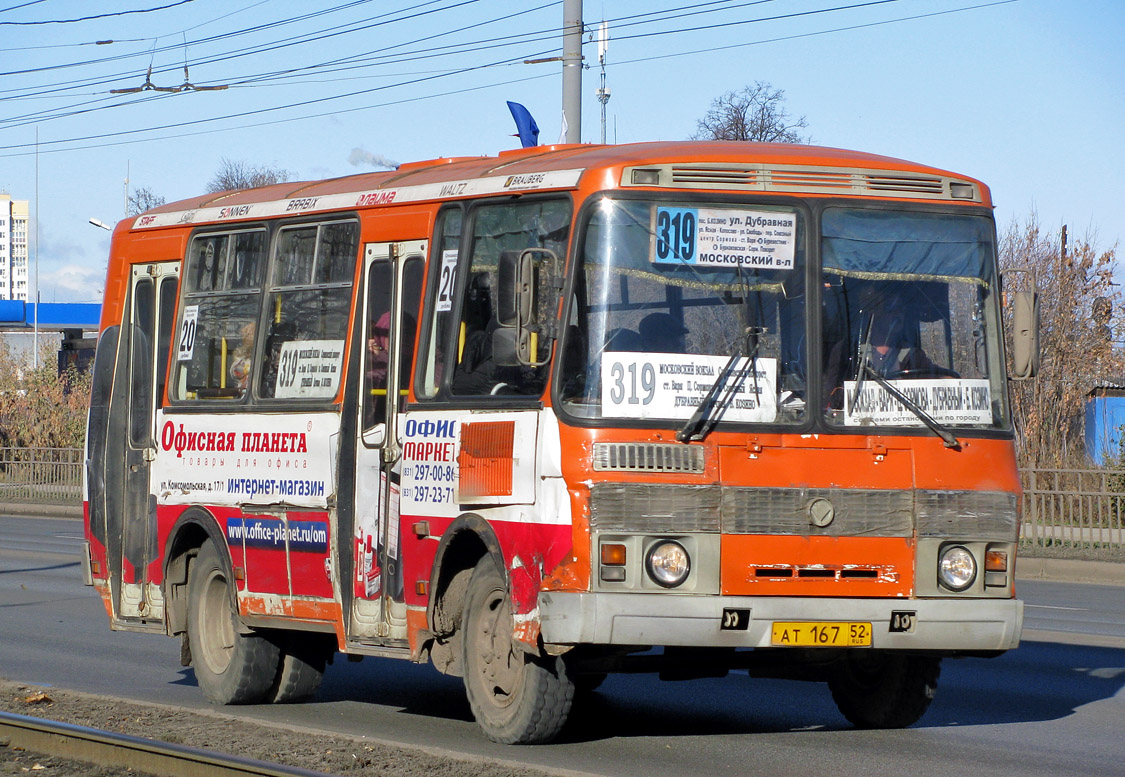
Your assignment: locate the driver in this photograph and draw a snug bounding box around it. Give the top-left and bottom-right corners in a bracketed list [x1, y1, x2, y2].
[865, 310, 936, 378]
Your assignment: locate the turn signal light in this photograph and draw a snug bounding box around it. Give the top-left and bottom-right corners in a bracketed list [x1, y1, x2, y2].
[985, 549, 1008, 572]
[601, 543, 627, 566]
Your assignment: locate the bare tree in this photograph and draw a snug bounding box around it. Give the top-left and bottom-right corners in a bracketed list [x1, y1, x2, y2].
[1000, 213, 1123, 466]
[127, 185, 166, 216]
[692, 81, 809, 143]
[205, 158, 292, 193]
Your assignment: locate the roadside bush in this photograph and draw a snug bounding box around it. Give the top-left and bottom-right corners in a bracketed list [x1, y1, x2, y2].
[0, 339, 90, 450]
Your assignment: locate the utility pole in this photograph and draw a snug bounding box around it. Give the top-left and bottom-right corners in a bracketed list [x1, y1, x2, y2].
[562, 0, 582, 143]
[34, 127, 39, 369]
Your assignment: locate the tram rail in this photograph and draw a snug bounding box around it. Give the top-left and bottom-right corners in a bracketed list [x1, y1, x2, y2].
[0, 710, 336, 777]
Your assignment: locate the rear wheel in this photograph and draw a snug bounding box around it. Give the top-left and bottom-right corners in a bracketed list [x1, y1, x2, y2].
[187, 541, 280, 704]
[828, 652, 941, 728]
[461, 558, 574, 744]
[268, 634, 331, 703]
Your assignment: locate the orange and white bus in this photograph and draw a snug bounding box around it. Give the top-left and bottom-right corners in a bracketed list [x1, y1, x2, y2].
[84, 140, 1025, 744]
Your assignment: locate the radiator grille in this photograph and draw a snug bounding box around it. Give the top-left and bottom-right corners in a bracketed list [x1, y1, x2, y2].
[587, 483, 1014, 539]
[592, 442, 705, 473]
[722, 487, 914, 536]
[590, 483, 720, 532]
[916, 490, 1018, 541]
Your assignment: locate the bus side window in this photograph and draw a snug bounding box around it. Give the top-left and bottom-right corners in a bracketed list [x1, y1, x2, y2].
[172, 230, 265, 401]
[364, 262, 392, 429]
[156, 276, 178, 406]
[365, 257, 423, 433]
[447, 197, 571, 397]
[418, 207, 463, 398]
[259, 221, 358, 400]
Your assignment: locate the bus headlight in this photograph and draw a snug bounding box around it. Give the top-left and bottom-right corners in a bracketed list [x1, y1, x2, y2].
[646, 541, 690, 588]
[938, 545, 977, 591]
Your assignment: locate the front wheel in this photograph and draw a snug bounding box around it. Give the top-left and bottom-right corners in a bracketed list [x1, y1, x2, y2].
[187, 541, 280, 704]
[827, 652, 941, 729]
[461, 558, 574, 744]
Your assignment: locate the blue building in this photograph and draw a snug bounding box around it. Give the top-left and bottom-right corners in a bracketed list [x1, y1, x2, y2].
[1085, 385, 1125, 465]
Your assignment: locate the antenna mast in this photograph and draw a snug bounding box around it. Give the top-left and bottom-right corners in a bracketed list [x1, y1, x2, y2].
[596, 21, 610, 144]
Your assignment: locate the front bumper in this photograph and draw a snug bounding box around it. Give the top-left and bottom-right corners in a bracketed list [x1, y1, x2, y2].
[539, 592, 1023, 652]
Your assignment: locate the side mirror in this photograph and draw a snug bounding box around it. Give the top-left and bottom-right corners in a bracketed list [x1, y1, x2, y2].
[1011, 290, 1040, 379]
[497, 250, 533, 327]
[492, 327, 530, 367]
[495, 247, 560, 367]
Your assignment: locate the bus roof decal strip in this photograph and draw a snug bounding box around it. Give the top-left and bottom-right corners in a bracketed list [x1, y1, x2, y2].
[132, 169, 585, 229]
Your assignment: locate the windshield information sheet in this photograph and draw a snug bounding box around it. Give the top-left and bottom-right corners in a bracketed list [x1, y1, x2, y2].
[600, 352, 778, 423]
[843, 378, 992, 426]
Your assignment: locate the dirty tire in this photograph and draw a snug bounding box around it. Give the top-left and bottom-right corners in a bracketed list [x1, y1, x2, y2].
[268, 634, 330, 704]
[188, 541, 280, 705]
[828, 652, 941, 729]
[461, 558, 574, 744]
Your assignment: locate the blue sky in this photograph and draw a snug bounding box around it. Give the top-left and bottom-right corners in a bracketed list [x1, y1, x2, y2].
[1, 0, 1121, 303]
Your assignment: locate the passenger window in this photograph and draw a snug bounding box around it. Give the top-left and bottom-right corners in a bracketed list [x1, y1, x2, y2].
[448, 198, 570, 397]
[172, 229, 266, 401]
[363, 257, 424, 434]
[419, 208, 463, 398]
[258, 220, 358, 400]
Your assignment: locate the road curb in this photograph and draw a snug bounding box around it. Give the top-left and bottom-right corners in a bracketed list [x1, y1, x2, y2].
[0, 502, 82, 519]
[1016, 556, 1125, 585]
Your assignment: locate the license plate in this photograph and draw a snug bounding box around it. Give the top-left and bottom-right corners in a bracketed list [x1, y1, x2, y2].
[771, 621, 872, 647]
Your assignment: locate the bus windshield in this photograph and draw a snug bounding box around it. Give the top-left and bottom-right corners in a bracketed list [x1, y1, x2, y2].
[559, 199, 1008, 434]
[820, 208, 1009, 431]
[559, 196, 807, 425]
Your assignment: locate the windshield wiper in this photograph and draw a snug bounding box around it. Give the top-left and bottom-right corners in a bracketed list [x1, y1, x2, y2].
[677, 327, 762, 443]
[857, 364, 961, 449]
[849, 313, 875, 410]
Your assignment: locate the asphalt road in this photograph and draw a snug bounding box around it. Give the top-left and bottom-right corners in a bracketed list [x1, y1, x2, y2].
[2, 515, 1123, 777]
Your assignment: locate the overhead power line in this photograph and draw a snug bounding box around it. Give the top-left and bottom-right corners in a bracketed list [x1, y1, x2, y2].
[0, 0, 552, 107]
[0, 0, 754, 103]
[0, 0, 1021, 155]
[0, 0, 469, 77]
[0, 0, 198, 26]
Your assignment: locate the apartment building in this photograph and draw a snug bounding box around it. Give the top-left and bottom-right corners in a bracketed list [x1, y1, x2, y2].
[0, 195, 30, 301]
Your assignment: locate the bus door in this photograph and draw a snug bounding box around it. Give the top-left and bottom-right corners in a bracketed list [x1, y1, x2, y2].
[110, 261, 180, 624]
[351, 241, 425, 642]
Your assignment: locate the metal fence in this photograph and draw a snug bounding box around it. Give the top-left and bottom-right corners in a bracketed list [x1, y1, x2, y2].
[1020, 468, 1125, 549]
[0, 450, 1121, 549]
[0, 447, 83, 505]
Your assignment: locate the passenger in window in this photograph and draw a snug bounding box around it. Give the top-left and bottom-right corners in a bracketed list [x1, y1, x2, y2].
[639, 312, 688, 354]
[367, 312, 391, 386]
[365, 312, 391, 428]
[229, 321, 255, 390]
